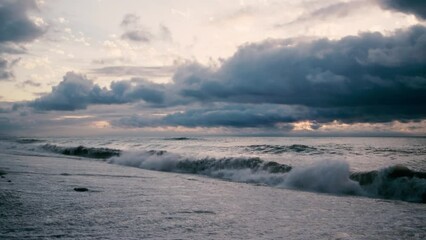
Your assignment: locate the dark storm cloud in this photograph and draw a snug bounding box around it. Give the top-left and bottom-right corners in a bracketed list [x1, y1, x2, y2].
[0, 0, 45, 43]
[108, 79, 165, 105]
[162, 105, 296, 128]
[174, 25, 426, 109]
[29, 72, 165, 111]
[29, 72, 96, 111]
[0, 0, 46, 81]
[378, 0, 426, 20]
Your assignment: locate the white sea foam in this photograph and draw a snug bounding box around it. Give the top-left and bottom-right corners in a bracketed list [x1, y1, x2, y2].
[108, 150, 180, 171]
[283, 160, 364, 195]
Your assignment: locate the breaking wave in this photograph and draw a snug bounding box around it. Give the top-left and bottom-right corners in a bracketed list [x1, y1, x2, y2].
[108, 150, 426, 203]
[108, 151, 364, 196]
[107, 150, 292, 174]
[41, 144, 121, 159]
[41, 144, 426, 203]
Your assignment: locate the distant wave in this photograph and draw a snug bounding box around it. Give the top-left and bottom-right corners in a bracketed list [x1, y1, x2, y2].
[245, 144, 426, 157]
[164, 137, 199, 141]
[41, 144, 120, 159]
[365, 146, 426, 156]
[16, 138, 45, 144]
[245, 144, 321, 154]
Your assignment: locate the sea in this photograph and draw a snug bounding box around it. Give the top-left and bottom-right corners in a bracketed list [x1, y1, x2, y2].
[0, 136, 425, 239]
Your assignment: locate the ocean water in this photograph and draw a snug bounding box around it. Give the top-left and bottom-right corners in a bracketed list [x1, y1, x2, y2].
[0, 136, 425, 239]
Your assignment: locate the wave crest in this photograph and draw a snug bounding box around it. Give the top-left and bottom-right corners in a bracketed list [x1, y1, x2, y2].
[108, 150, 292, 174]
[42, 144, 121, 159]
[351, 165, 426, 203]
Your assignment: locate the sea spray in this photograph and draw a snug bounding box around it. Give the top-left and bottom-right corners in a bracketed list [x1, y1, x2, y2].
[108, 150, 180, 171]
[283, 160, 364, 195]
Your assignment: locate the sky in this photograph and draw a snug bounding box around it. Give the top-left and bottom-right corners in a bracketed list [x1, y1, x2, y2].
[0, 0, 425, 137]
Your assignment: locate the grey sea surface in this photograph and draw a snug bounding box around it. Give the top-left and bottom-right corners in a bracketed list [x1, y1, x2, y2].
[0, 136, 425, 239]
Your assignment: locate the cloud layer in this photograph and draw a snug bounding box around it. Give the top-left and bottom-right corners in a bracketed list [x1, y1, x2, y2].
[27, 25, 426, 128]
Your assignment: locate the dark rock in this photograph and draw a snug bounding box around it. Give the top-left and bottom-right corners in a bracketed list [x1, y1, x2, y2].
[7, 180, 11, 182]
[74, 187, 89, 192]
